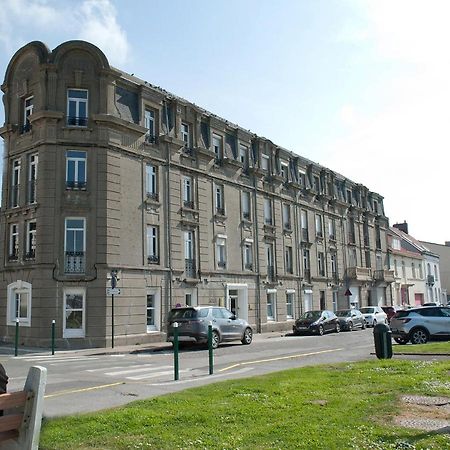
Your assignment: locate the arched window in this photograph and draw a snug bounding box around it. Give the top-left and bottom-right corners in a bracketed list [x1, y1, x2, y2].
[7, 281, 32, 326]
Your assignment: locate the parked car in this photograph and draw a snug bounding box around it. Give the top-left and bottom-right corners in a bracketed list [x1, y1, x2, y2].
[422, 302, 442, 307]
[359, 306, 388, 327]
[390, 306, 450, 344]
[335, 309, 366, 331]
[166, 306, 253, 349]
[293, 310, 340, 335]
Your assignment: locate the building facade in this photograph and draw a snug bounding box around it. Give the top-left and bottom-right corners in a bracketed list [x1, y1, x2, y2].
[0, 41, 393, 348]
[420, 241, 449, 304]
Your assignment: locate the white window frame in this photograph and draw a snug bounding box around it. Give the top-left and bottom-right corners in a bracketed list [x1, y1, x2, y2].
[184, 230, 195, 260]
[145, 109, 155, 136]
[264, 198, 273, 225]
[286, 291, 294, 319]
[242, 191, 251, 220]
[24, 95, 34, 126]
[26, 220, 36, 258]
[243, 240, 253, 270]
[261, 154, 270, 171]
[146, 288, 161, 332]
[7, 281, 32, 326]
[146, 225, 159, 263]
[215, 184, 224, 213]
[66, 150, 87, 189]
[212, 134, 223, 159]
[9, 223, 19, 259]
[216, 236, 227, 268]
[11, 158, 21, 208]
[181, 122, 190, 147]
[282, 203, 291, 230]
[67, 88, 88, 126]
[146, 164, 157, 197]
[183, 176, 193, 203]
[267, 290, 276, 321]
[315, 214, 323, 237]
[64, 218, 86, 254]
[63, 288, 85, 338]
[28, 153, 38, 204]
[239, 144, 248, 166]
[280, 161, 289, 180]
[184, 288, 197, 307]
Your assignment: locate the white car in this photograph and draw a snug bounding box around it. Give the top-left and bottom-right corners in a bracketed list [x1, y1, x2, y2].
[359, 306, 388, 327]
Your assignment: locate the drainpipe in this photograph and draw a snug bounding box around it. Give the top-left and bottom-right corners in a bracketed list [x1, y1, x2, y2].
[252, 163, 262, 333]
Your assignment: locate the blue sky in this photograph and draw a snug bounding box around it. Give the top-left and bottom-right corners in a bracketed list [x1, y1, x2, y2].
[1, 0, 449, 244]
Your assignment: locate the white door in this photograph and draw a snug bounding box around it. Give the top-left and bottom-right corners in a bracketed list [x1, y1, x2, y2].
[304, 292, 312, 312]
[63, 288, 85, 338]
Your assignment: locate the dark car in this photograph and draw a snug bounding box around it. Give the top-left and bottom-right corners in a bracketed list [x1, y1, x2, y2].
[166, 306, 253, 349]
[293, 310, 340, 336]
[335, 309, 366, 331]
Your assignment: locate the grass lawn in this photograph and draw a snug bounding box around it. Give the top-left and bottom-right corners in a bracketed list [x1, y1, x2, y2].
[393, 340, 450, 354]
[39, 359, 450, 450]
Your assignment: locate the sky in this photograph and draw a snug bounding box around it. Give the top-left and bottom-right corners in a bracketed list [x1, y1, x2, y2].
[0, 0, 449, 244]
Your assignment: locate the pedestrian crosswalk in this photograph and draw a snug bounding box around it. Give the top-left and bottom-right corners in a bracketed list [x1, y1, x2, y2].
[14, 355, 192, 382]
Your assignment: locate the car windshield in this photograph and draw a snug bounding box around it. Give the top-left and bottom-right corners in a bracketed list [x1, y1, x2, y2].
[301, 311, 322, 320]
[336, 310, 351, 317]
[360, 307, 374, 314]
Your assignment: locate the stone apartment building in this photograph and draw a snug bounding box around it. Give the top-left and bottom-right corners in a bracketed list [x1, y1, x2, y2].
[420, 241, 449, 304]
[0, 40, 393, 348]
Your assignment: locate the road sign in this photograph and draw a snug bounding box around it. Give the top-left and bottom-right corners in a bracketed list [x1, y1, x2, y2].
[107, 288, 121, 296]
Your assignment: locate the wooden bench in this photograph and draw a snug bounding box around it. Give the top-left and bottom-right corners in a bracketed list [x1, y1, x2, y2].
[0, 366, 47, 450]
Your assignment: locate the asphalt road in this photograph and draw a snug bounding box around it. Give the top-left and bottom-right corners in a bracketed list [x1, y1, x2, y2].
[1, 328, 379, 417]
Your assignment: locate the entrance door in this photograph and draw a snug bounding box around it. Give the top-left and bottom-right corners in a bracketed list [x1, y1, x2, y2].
[304, 291, 312, 312]
[226, 285, 248, 321]
[229, 290, 238, 316]
[63, 288, 85, 338]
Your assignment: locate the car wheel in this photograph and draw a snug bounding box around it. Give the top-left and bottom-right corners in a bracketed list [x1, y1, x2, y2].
[211, 330, 220, 349]
[241, 327, 253, 345]
[335, 322, 340, 333]
[409, 328, 429, 345]
[394, 337, 408, 345]
[347, 321, 353, 332]
[372, 319, 377, 328]
[318, 325, 324, 336]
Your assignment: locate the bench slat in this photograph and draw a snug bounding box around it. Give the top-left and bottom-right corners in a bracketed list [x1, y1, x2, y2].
[0, 391, 28, 410]
[0, 429, 20, 443]
[0, 414, 24, 433]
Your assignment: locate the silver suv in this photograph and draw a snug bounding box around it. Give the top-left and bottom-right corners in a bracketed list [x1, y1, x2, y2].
[167, 306, 253, 349]
[390, 306, 450, 344]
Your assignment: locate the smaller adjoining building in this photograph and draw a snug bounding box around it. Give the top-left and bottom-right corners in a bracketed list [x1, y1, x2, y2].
[389, 222, 443, 306]
[420, 240, 449, 304]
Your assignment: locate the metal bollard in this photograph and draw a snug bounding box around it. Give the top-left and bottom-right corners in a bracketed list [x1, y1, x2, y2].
[51, 320, 56, 355]
[208, 322, 214, 375]
[373, 323, 393, 359]
[173, 322, 179, 381]
[14, 318, 19, 357]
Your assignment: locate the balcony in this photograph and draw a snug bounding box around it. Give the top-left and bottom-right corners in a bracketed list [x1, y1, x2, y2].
[20, 122, 32, 134]
[24, 250, 35, 260]
[8, 253, 19, 262]
[147, 255, 159, 264]
[146, 192, 159, 202]
[244, 262, 253, 271]
[67, 116, 88, 127]
[66, 181, 87, 190]
[427, 275, 435, 286]
[347, 266, 372, 282]
[217, 261, 226, 269]
[373, 269, 395, 283]
[215, 207, 226, 216]
[183, 200, 195, 210]
[65, 251, 85, 273]
[185, 258, 197, 279]
[242, 211, 251, 221]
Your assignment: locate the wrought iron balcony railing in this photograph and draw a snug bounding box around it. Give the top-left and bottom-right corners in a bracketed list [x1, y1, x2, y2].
[67, 116, 88, 127]
[65, 251, 85, 273]
[183, 200, 195, 209]
[147, 255, 159, 264]
[66, 181, 87, 190]
[144, 133, 158, 144]
[20, 123, 32, 134]
[185, 258, 197, 278]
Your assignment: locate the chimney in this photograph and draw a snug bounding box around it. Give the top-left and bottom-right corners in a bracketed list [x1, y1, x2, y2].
[393, 221, 408, 234]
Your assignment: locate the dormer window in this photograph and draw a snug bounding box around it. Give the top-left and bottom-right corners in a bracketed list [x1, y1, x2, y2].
[67, 89, 88, 126]
[181, 123, 190, 148]
[212, 134, 223, 163]
[261, 154, 270, 171]
[280, 161, 289, 181]
[144, 110, 157, 143]
[22, 96, 33, 133]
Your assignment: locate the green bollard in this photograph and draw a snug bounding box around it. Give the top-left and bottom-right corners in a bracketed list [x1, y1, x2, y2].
[173, 322, 179, 381]
[14, 318, 19, 357]
[51, 320, 55, 355]
[208, 322, 214, 375]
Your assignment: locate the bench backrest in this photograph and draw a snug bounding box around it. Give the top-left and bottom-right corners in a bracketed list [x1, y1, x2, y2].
[0, 366, 47, 450]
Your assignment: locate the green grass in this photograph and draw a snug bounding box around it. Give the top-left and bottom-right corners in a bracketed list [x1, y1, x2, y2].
[393, 340, 450, 354]
[39, 360, 450, 450]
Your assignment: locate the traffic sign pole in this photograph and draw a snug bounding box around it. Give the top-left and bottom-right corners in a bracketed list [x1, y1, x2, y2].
[111, 293, 115, 349]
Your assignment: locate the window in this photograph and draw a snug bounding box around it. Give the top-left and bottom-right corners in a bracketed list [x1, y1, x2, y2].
[314, 176, 321, 193]
[264, 198, 273, 225]
[280, 161, 289, 181]
[212, 134, 223, 162]
[7, 281, 32, 326]
[286, 292, 294, 319]
[365, 250, 371, 268]
[418, 262, 423, 279]
[267, 291, 276, 321]
[183, 176, 194, 209]
[66, 151, 86, 189]
[25, 220, 36, 259]
[215, 184, 225, 215]
[282, 204, 291, 230]
[242, 191, 251, 220]
[67, 89, 88, 126]
[261, 154, 270, 171]
[22, 96, 33, 133]
[301, 210, 308, 241]
[315, 214, 323, 238]
[216, 237, 227, 268]
[147, 225, 159, 263]
[318, 252, 325, 276]
[184, 230, 196, 278]
[412, 262, 416, 278]
[9, 223, 19, 261]
[320, 291, 326, 310]
[146, 164, 158, 200]
[330, 253, 338, 278]
[28, 153, 38, 204]
[10, 158, 21, 208]
[375, 224, 382, 249]
[349, 247, 357, 267]
[328, 218, 336, 240]
[298, 169, 305, 187]
[63, 288, 85, 338]
[266, 243, 275, 280]
[434, 265, 439, 281]
[185, 289, 197, 307]
[239, 144, 249, 169]
[244, 240, 253, 270]
[146, 289, 161, 332]
[348, 217, 356, 244]
[394, 259, 398, 276]
[64, 218, 85, 273]
[181, 122, 190, 148]
[376, 253, 382, 270]
[144, 109, 156, 143]
[303, 249, 310, 281]
[363, 221, 370, 247]
[285, 246, 293, 274]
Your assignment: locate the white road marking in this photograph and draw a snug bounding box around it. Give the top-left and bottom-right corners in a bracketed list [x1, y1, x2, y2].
[105, 365, 172, 376]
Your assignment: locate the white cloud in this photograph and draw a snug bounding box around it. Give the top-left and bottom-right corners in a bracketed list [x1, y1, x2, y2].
[0, 0, 129, 65]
